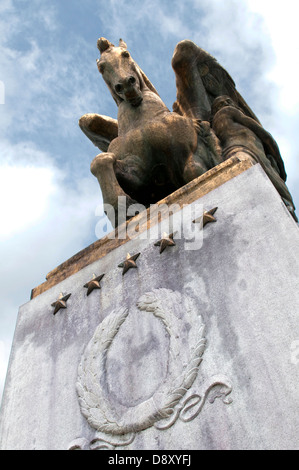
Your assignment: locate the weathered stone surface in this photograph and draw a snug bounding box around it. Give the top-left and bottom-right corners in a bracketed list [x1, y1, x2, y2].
[0, 161, 298, 450]
[31, 155, 256, 299]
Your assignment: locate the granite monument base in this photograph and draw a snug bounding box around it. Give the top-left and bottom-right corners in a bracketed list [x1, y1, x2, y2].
[1, 155, 298, 450]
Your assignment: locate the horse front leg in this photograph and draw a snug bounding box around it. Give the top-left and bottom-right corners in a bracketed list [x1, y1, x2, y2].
[90, 152, 137, 228]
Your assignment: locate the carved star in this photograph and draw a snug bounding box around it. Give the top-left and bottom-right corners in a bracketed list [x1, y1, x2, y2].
[51, 292, 71, 315]
[154, 232, 176, 253]
[193, 207, 218, 228]
[118, 253, 140, 275]
[83, 273, 105, 296]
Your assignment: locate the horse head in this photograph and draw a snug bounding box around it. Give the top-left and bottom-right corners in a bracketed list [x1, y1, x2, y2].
[96, 37, 159, 107]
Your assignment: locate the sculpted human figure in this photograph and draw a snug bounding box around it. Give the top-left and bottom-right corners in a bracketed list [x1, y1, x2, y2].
[79, 38, 222, 226]
[211, 96, 297, 221]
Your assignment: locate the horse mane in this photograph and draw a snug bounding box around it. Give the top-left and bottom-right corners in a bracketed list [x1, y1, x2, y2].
[137, 67, 160, 97]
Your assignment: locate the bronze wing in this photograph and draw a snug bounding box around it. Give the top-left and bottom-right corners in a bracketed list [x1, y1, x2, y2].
[171, 40, 260, 124]
[79, 113, 118, 152]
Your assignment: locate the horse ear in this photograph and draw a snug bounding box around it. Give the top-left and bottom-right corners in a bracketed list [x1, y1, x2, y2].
[119, 38, 127, 49]
[97, 37, 114, 54]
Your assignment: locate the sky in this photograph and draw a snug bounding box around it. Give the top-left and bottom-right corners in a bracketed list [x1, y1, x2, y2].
[0, 0, 298, 403]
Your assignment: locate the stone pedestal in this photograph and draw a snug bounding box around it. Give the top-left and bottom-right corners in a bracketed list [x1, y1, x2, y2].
[1, 155, 298, 450]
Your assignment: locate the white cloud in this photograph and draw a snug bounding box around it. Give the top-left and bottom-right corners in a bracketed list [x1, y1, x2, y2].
[0, 140, 61, 239]
[0, 139, 101, 283]
[0, 166, 55, 237]
[247, 0, 299, 115]
[0, 3, 103, 141]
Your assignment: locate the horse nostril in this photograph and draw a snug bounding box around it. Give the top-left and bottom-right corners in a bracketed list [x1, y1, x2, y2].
[128, 76, 136, 85]
[115, 84, 123, 93]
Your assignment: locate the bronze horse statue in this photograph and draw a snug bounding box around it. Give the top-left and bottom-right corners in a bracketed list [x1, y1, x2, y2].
[79, 38, 297, 225]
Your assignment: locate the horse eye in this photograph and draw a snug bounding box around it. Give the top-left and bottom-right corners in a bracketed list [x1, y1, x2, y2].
[122, 51, 130, 58]
[98, 62, 105, 73]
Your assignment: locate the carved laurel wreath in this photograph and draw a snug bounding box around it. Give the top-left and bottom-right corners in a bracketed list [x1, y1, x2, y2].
[76, 288, 206, 435]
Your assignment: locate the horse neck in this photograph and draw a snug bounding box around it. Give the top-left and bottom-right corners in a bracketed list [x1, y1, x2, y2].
[117, 90, 169, 135]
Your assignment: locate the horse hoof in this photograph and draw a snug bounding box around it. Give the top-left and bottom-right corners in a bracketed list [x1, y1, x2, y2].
[90, 153, 116, 176]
